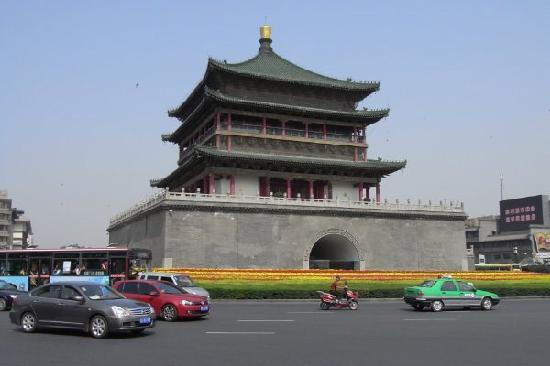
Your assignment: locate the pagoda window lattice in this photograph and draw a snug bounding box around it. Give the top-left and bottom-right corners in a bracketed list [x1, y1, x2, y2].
[231, 114, 262, 134]
[269, 178, 286, 198]
[266, 118, 283, 135]
[291, 179, 309, 199]
[286, 121, 305, 138]
[308, 123, 324, 139]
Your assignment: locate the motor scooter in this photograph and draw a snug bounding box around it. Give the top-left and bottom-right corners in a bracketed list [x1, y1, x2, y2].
[316, 287, 359, 310]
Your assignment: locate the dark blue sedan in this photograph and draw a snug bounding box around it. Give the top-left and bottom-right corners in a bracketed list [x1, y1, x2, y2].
[0, 280, 26, 311]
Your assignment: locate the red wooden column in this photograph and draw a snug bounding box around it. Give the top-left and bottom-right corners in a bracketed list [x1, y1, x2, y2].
[282, 120, 286, 136]
[366, 186, 370, 201]
[227, 113, 232, 151]
[376, 182, 381, 203]
[202, 176, 208, 194]
[209, 174, 215, 195]
[286, 178, 292, 198]
[229, 175, 236, 195]
[363, 127, 368, 161]
[304, 122, 309, 138]
[266, 176, 271, 196]
[308, 180, 314, 199]
[358, 182, 364, 201]
[262, 117, 267, 135]
[322, 124, 327, 140]
[353, 147, 358, 161]
[215, 112, 221, 148]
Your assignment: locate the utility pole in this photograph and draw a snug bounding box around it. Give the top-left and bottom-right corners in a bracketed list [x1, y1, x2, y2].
[500, 174, 504, 201]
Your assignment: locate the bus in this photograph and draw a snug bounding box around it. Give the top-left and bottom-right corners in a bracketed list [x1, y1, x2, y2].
[0, 247, 152, 291]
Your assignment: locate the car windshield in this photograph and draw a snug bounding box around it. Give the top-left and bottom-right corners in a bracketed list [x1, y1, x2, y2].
[78, 284, 123, 300]
[158, 282, 185, 295]
[174, 275, 194, 287]
[0, 282, 16, 290]
[418, 280, 435, 287]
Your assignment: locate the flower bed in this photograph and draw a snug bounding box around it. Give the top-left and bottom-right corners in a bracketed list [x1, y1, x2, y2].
[152, 268, 550, 299]
[155, 268, 545, 281]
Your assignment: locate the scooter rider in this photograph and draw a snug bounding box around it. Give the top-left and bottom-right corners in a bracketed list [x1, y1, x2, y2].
[329, 275, 346, 302]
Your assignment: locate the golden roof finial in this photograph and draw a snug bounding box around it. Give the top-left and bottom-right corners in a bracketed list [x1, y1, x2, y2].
[260, 24, 271, 39]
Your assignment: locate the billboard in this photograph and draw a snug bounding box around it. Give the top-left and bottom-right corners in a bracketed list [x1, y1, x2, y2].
[49, 275, 109, 285]
[534, 232, 550, 253]
[500, 195, 545, 232]
[0, 276, 28, 291]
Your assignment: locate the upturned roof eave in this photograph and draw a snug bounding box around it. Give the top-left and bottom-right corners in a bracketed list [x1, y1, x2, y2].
[207, 57, 381, 92]
[204, 87, 389, 121]
[151, 146, 406, 187]
[162, 89, 389, 143]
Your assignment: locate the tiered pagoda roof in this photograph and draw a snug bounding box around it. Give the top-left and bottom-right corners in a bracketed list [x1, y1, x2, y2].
[151, 25, 406, 189]
[151, 146, 406, 188]
[163, 27, 389, 143]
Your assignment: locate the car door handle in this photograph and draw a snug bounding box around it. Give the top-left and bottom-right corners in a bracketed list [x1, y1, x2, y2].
[57, 303, 65, 306]
[32, 300, 40, 303]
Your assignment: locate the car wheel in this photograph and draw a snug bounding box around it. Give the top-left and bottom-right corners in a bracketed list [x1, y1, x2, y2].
[0, 298, 7, 311]
[21, 312, 38, 333]
[481, 297, 493, 311]
[161, 304, 178, 321]
[90, 315, 109, 339]
[431, 300, 444, 312]
[320, 302, 330, 310]
[349, 300, 359, 310]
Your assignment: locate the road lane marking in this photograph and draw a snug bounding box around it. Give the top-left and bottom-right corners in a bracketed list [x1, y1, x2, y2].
[237, 319, 294, 322]
[287, 312, 334, 314]
[205, 331, 275, 334]
[403, 318, 456, 321]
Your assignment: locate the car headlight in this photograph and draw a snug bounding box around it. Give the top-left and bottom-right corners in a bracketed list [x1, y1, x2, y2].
[111, 306, 131, 318]
[9, 295, 17, 299]
[148, 305, 155, 315]
[181, 300, 193, 306]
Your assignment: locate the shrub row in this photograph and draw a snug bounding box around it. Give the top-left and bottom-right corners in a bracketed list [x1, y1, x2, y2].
[204, 283, 550, 299]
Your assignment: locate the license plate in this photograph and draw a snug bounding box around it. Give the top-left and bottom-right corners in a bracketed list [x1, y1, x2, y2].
[139, 317, 151, 324]
[200, 306, 209, 312]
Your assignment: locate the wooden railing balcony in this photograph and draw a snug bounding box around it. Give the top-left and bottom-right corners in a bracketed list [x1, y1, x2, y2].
[109, 190, 465, 228]
[227, 122, 365, 144]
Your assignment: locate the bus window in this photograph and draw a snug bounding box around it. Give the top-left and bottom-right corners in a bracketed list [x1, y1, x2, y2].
[128, 249, 152, 277]
[53, 253, 80, 275]
[7, 253, 27, 275]
[29, 257, 51, 276]
[82, 253, 108, 276]
[109, 258, 126, 276]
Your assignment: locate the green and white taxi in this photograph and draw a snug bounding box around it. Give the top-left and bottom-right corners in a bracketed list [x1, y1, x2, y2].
[403, 276, 500, 312]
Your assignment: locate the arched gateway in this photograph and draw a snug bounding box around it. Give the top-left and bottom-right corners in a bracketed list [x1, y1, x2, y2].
[304, 229, 365, 270]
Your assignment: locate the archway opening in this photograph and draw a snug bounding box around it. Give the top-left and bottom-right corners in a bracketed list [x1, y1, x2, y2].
[309, 234, 360, 270]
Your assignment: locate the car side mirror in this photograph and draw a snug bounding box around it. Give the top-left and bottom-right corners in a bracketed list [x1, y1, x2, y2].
[149, 291, 160, 297]
[72, 295, 85, 304]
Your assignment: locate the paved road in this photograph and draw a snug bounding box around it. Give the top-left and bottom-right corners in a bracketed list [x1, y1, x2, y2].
[1, 298, 549, 366]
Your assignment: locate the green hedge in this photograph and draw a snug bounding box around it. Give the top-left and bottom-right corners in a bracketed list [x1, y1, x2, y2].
[199, 280, 550, 299]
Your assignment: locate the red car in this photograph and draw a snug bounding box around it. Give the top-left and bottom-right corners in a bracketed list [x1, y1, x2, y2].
[115, 280, 209, 321]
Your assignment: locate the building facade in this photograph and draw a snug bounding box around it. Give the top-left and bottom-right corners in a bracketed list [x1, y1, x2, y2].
[108, 26, 467, 270]
[0, 191, 33, 249]
[467, 195, 550, 264]
[0, 191, 11, 249]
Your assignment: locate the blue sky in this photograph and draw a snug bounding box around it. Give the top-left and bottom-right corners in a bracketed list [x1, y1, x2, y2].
[1, 1, 549, 247]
